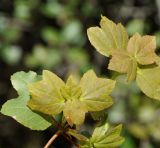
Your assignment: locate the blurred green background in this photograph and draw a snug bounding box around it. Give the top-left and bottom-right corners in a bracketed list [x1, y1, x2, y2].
[0, 0, 160, 148]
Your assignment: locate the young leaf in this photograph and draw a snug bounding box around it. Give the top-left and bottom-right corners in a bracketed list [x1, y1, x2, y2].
[66, 129, 88, 141]
[126, 59, 137, 81]
[63, 100, 87, 126]
[108, 51, 131, 73]
[79, 70, 115, 111]
[1, 71, 52, 130]
[28, 70, 115, 126]
[28, 70, 65, 116]
[136, 67, 160, 100]
[127, 33, 156, 65]
[108, 33, 157, 81]
[87, 16, 128, 57]
[80, 123, 124, 148]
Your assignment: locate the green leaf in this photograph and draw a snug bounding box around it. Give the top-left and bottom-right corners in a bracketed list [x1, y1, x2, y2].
[1, 71, 51, 130]
[87, 16, 128, 57]
[11, 71, 38, 96]
[136, 67, 160, 100]
[28, 70, 115, 126]
[80, 123, 124, 148]
[92, 124, 124, 148]
[79, 70, 115, 111]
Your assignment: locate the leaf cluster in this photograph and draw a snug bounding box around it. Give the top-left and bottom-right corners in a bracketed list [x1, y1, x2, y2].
[1, 70, 123, 147]
[87, 16, 160, 100]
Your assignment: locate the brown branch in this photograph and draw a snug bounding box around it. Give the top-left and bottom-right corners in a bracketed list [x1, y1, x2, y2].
[44, 130, 62, 148]
[51, 116, 80, 148]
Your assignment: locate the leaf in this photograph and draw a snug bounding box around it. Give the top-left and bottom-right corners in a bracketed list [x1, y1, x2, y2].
[11, 71, 38, 96]
[67, 129, 88, 141]
[79, 70, 115, 111]
[108, 51, 131, 73]
[91, 123, 109, 142]
[80, 123, 124, 148]
[136, 67, 160, 100]
[87, 16, 128, 57]
[1, 71, 51, 130]
[108, 33, 157, 81]
[63, 100, 87, 126]
[28, 70, 115, 126]
[28, 70, 65, 115]
[127, 33, 157, 65]
[126, 59, 137, 81]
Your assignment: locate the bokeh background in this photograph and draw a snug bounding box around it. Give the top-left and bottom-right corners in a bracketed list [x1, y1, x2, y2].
[0, 0, 160, 147]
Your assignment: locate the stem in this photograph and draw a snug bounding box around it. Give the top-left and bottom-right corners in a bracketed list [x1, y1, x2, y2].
[51, 116, 80, 148]
[44, 130, 62, 148]
[51, 116, 64, 131]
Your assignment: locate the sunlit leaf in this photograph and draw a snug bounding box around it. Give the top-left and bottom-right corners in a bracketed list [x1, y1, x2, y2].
[28, 70, 115, 126]
[127, 33, 156, 65]
[63, 100, 87, 126]
[108, 32, 157, 81]
[87, 16, 128, 57]
[79, 70, 115, 111]
[108, 51, 130, 73]
[126, 59, 137, 81]
[136, 67, 160, 100]
[28, 70, 65, 115]
[80, 123, 124, 148]
[1, 71, 52, 130]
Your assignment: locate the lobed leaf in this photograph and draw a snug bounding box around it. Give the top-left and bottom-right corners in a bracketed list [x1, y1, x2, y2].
[1, 71, 52, 130]
[127, 33, 156, 65]
[136, 67, 160, 100]
[108, 32, 157, 81]
[63, 100, 87, 126]
[27, 70, 115, 126]
[87, 16, 128, 57]
[28, 70, 65, 115]
[79, 70, 115, 111]
[108, 51, 130, 73]
[80, 123, 124, 148]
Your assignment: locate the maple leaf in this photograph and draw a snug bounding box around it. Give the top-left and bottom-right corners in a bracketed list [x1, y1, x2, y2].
[28, 70, 115, 126]
[80, 123, 124, 148]
[87, 16, 128, 57]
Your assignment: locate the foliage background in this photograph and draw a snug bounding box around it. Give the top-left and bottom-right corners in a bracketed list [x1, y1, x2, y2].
[0, 0, 160, 147]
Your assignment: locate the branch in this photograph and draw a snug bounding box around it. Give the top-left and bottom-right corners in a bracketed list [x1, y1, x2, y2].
[44, 130, 62, 148]
[51, 116, 80, 148]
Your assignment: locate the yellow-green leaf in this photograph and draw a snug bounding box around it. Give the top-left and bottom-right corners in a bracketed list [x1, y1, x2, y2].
[79, 70, 115, 111]
[92, 124, 124, 148]
[28, 70, 115, 126]
[28, 70, 65, 115]
[80, 123, 124, 148]
[127, 33, 157, 65]
[126, 59, 137, 81]
[63, 100, 87, 126]
[136, 67, 160, 100]
[108, 51, 130, 73]
[87, 16, 128, 57]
